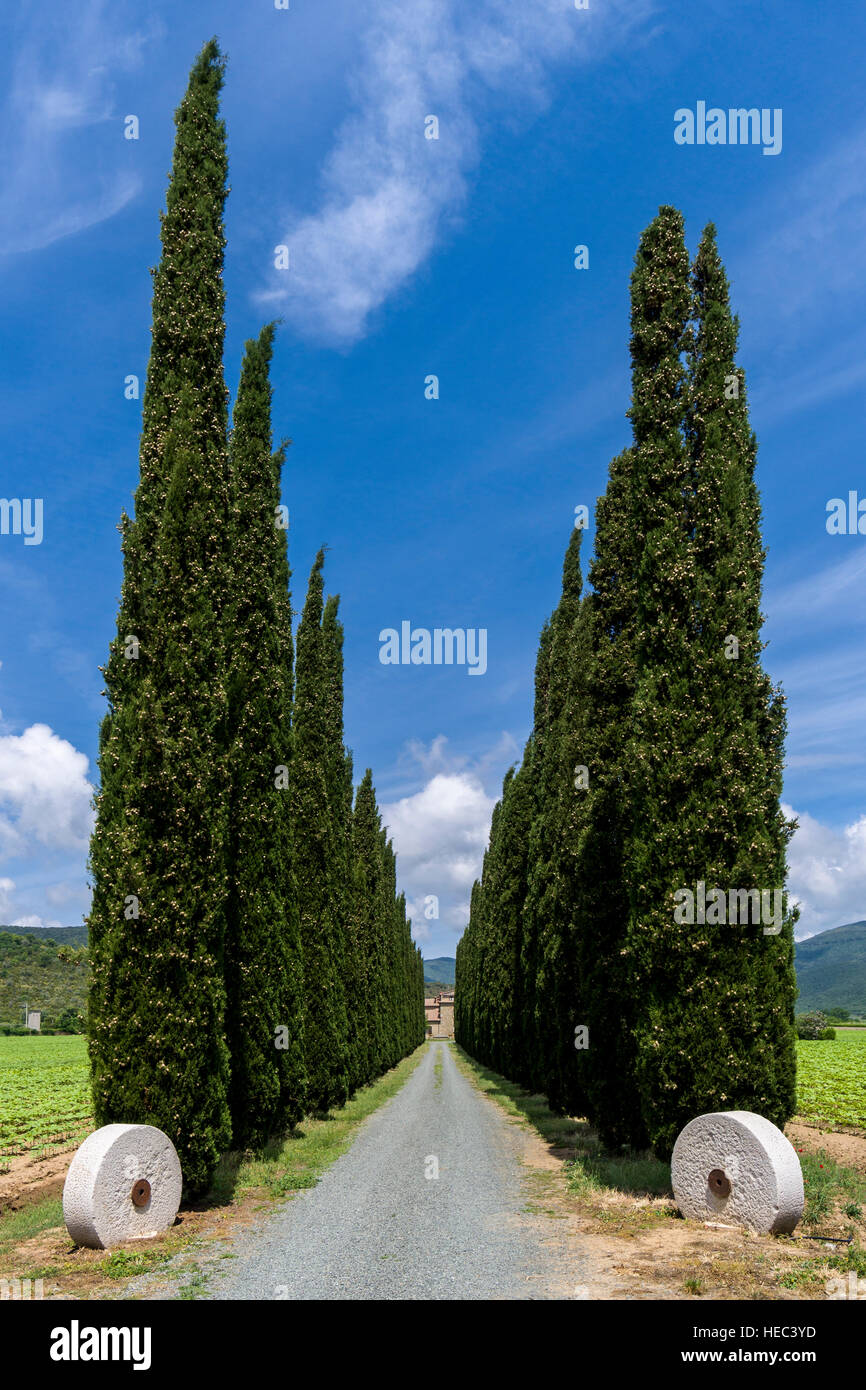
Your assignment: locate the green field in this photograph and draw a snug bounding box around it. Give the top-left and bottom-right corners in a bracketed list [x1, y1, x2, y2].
[795, 1028, 866, 1130]
[0, 1031, 863, 1175]
[0, 1035, 91, 1168]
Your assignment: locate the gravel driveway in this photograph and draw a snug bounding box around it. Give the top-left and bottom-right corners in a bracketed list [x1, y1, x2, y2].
[201, 1040, 568, 1300]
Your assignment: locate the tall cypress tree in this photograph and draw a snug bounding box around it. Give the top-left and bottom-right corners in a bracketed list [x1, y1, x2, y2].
[351, 771, 386, 1084]
[623, 210, 798, 1155]
[626, 224, 797, 1154]
[613, 206, 695, 1153]
[224, 324, 307, 1147]
[528, 527, 588, 1114]
[513, 623, 553, 1090]
[322, 597, 354, 1096]
[88, 40, 233, 1191]
[573, 447, 645, 1147]
[292, 555, 350, 1112]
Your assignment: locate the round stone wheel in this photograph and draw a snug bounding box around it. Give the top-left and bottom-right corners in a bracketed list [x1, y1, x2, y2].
[62, 1123, 183, 1249]
[671, 1111, 804, 1234]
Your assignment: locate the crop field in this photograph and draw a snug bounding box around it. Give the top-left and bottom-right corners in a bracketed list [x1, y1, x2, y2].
[0, 1035, 91, 1169]
[0, 1031, 863, 1174]
[795, 1028, 866, 1130]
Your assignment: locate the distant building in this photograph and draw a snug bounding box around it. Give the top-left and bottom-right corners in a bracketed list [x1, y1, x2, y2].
[425, 990, 454, 1039]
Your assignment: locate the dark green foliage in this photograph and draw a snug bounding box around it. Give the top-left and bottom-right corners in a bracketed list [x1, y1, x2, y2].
[458, 206, 798, 1159]
[87, 39, 233, 1192]
[574, 447, 645, 1148]
[350, 771, 386, 1087]
[292, 555, 351, 1113]
[86, 39, 422, 1186]
[625, 215, 797, 1156]
[528, 528, 589, 1115]
[224, 324, 306, 1147]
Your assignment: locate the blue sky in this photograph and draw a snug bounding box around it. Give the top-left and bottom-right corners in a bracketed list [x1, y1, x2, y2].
[1, 0, 865, 954]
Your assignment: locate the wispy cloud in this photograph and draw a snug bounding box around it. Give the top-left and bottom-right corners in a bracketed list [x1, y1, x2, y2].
[737, 125, 866, 329]
[0, 1, 160, 256]
[767, 548, 866, 631]
[255, 0, 655, 345]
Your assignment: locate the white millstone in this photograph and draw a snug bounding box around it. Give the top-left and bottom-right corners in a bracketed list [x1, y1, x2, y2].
[671, 1111, 804, 1235]
[62, 1123, 182, 1249]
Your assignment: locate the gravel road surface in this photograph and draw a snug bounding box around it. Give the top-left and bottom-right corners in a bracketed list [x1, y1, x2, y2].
[201, 1040, 575, 1300]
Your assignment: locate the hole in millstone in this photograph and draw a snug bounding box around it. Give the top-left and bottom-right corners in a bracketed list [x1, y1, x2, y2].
[708, 1168, 732, 1198]
[131, 1178, 152, 1209]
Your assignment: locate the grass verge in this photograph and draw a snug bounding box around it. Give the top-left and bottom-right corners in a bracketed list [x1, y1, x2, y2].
[0, 1044, 427, 1299]
[453, 1043, 866, 1297]
[452, 1043, 677, 1234]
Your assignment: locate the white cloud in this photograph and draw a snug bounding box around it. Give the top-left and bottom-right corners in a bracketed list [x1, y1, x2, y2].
[0, 724, 94, 860]
[785, 803, 866, 939]
[11, 913, 63, 930]
[256, 0, 655, 344]
[382, 736, 507, 934]
[0, 877, 15, 918]
[0, 1, 160, 256]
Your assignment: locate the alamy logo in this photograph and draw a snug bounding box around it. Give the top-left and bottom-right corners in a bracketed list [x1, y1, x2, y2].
[50, 1320, 151, 1370]
[673, 881, 783, 935]
[826, 492, 866, 534]
[674, 103, 782, 156]
[0, 497, 43, 545]
[379, 622, 487, 676]
[1, 1277, 43, 1299]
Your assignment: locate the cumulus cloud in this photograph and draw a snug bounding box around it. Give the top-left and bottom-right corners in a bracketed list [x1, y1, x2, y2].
[256, 0, 655, 343]
[382, 735, 512, 935]
[0, 724, 94, 860]
[785, 803, 866, 939]
[11, 913, 63, 930]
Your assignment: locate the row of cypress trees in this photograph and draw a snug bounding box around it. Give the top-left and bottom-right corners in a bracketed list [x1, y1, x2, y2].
[455, 206, 799, 1159]
[87, 40, 425, 1193]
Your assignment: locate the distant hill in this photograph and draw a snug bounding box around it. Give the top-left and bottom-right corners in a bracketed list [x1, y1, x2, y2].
[0, 923, 88, 948]
[0, 928, 88, 1029]
[795, 921, 866, 1015]
[424, 957, 455, 988]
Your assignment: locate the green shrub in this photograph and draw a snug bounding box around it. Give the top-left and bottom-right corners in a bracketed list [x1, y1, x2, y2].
[796, 1011, 834, 1040]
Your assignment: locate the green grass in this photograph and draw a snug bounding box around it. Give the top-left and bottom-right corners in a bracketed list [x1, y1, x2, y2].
[0, 1034, 91, 1163]
[796, 1029, 866, 1130]
[452, 1044, 675, 1206]
[797, 1148, 866, 1229]
[102, 1248, 171, 1280]
[0, 1198, 65, 1258]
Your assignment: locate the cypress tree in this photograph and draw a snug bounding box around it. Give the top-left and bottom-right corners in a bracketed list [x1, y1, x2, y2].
[87, 40, 233, 1191]
[608, 206, 694, 1153]
[224, 324, 306, 1147]
[573, 447, 645, 1147]
[507, 644, 546, 1087]
[528, 527, 587, 1114]
[379, 829, 402, 1069]
[351, 771, 386, 1083]
[292, 554, 350, 1112]
[320, 595, 354, 1096]
[626, 224, 797, 1154]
